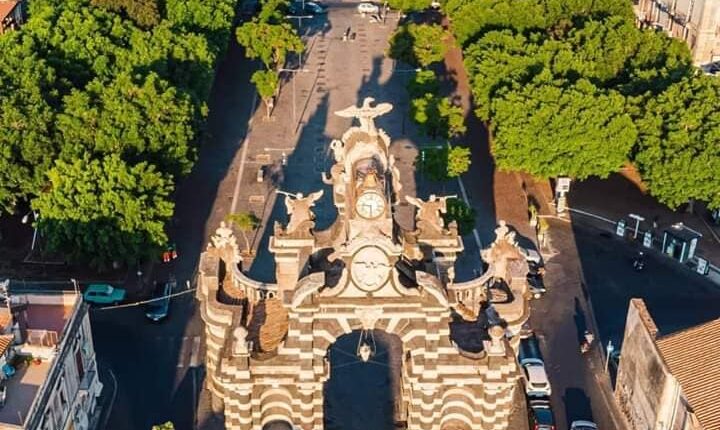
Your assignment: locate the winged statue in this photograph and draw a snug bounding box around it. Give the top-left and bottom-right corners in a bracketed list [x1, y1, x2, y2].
[334, 97, 393, 136]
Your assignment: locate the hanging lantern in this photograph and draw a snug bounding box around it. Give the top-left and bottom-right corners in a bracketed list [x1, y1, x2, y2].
[356, 329, 376, 362]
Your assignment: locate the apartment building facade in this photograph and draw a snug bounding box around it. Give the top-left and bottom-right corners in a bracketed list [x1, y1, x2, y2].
[0, 287, 103, 430]
[634, 0, 720, 66]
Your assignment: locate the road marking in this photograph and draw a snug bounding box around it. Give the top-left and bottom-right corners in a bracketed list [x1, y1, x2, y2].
[190, 336, 201, 368]
[230, 90, 259, 214]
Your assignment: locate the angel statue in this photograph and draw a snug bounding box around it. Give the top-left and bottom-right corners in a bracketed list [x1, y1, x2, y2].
[277, 190, 324, 235]
[405, 194, 456, 233]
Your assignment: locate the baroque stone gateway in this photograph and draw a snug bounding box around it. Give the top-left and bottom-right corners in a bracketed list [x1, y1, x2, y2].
[197, 98, 533, 430]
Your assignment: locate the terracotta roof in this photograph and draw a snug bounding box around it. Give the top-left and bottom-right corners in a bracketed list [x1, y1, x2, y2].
[0, 335, 13, 356]
[0, 308, 11, 331]
[0, 1, 19, 21]
[656, 318, 720, 430]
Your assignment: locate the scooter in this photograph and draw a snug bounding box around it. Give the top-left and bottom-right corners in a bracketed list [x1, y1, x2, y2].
[632, 252, 645, 271]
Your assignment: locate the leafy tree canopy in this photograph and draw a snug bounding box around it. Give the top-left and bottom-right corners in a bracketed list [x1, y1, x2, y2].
[57, 73, 197, 176]
[32, 155, 174, 268]
[236, 20, 303, 70]
[387, 0, 431, 12]
[91, 0, 161, 28]
[389, 23, 448, 68]
[491, 78, 636, 179]
[635, 75, 720, 209]
[407, 69, 438, 99]
[411, 94, 466, 140]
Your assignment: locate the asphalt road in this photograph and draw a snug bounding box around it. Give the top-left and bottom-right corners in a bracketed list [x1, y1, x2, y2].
[572, 217, 720, 349]
[528, 216, 720, 430]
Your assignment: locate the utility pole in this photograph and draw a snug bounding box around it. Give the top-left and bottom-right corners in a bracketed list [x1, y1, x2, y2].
[629, 213, 645, 239]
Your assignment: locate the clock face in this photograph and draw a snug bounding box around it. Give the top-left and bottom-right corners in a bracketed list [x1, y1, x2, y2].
[355, 191, 385, 219]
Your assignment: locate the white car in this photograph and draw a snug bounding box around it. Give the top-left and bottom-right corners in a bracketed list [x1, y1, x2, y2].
[523, 358, 552, 397]
[357, 2, 380, 14]
[571, 421, 598, 430]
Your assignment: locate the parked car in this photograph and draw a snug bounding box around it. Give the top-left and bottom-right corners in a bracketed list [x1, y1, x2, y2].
[522, 358, 552, 397]
[570, 421, 598, 430]
[357, 2, 380, 14]
[83, 284, 126, 305]
[304, 1, 328, 14]
[145, 280, 174, 321]
[527, 273, 546, 299]
[528, 398, 555, 430]
[519, 334, 543, 364]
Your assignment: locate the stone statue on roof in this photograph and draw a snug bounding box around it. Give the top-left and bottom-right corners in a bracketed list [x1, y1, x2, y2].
[278, 190, 324, 235]
[335, 97, 393, 137]
[406, 194, 455, 234]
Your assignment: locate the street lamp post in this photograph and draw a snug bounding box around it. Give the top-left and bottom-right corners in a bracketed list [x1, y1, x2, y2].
[629, 213, 645, 239]
[605, 340, 614, 373]
[285, 14, 313, 29]
[22, 211, 39, 251]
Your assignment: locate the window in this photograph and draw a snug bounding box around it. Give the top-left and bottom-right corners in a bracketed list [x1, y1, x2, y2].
[75, 349, 84, 381]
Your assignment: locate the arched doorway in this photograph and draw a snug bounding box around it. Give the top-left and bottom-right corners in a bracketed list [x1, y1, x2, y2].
[324, 330, 404, 430]
[262, 420, 293, 430]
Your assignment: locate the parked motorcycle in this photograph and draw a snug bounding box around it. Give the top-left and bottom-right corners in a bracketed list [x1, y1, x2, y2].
[632, 252, 645, 271]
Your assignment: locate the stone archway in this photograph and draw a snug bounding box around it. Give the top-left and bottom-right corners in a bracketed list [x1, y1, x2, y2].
[197, 98, 532, 430]
[324, 330, 403, 430]
[262, 420, 293, 430]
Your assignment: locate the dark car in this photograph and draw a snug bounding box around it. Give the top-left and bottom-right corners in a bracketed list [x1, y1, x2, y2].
[290, 0, 327, 15]
[529, 398, 555, 430]
[144, 280, 174, 322]
[527, 273, 546, 299]
[519, 334, 543, 365]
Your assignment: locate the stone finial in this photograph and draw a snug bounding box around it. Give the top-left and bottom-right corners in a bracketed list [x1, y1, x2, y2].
[486, 325, 506, 356]
[334, 97, 393, 137]
[232, 326, 250, 356]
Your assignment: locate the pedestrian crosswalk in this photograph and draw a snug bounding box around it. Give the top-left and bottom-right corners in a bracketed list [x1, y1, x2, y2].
[152, 335, 202, 369]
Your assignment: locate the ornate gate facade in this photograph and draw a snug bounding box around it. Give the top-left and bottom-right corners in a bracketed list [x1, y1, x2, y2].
[197, 98, 532, 430]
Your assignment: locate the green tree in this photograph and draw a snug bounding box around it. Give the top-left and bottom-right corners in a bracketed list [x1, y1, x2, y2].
[236, 21, 303, 70]
[251, 70, 280, 118]
[491, 78, 636, 179]
[0, 34, 58, 213]
[90, 0, 161, 28]
[635, 75, 720, 209]
[32, 155, 174, 268]
[438, 98, 466, 137]
[387, 0, 431, 12]
[407, 69, 438, 99]
[225, 212, 261, 253]
[442, 198, 475, 235]
[418, 145, 471, 180]
[152, 422, 175, 430]
[411, 94, 466, 139]
[447, 145, 471, 177]
[389, 24, 448, 67]
[57, 73, 197, 176]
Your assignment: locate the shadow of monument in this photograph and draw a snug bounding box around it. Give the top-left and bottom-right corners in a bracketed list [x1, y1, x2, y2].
[247, 93, 335, 281]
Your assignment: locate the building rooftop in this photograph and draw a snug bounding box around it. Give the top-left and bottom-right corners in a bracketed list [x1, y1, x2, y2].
[0, 360, 51, 426]
[0, 291, 79, 428]
[656, 318, 720, 430]
[0, 1, 18, 21]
